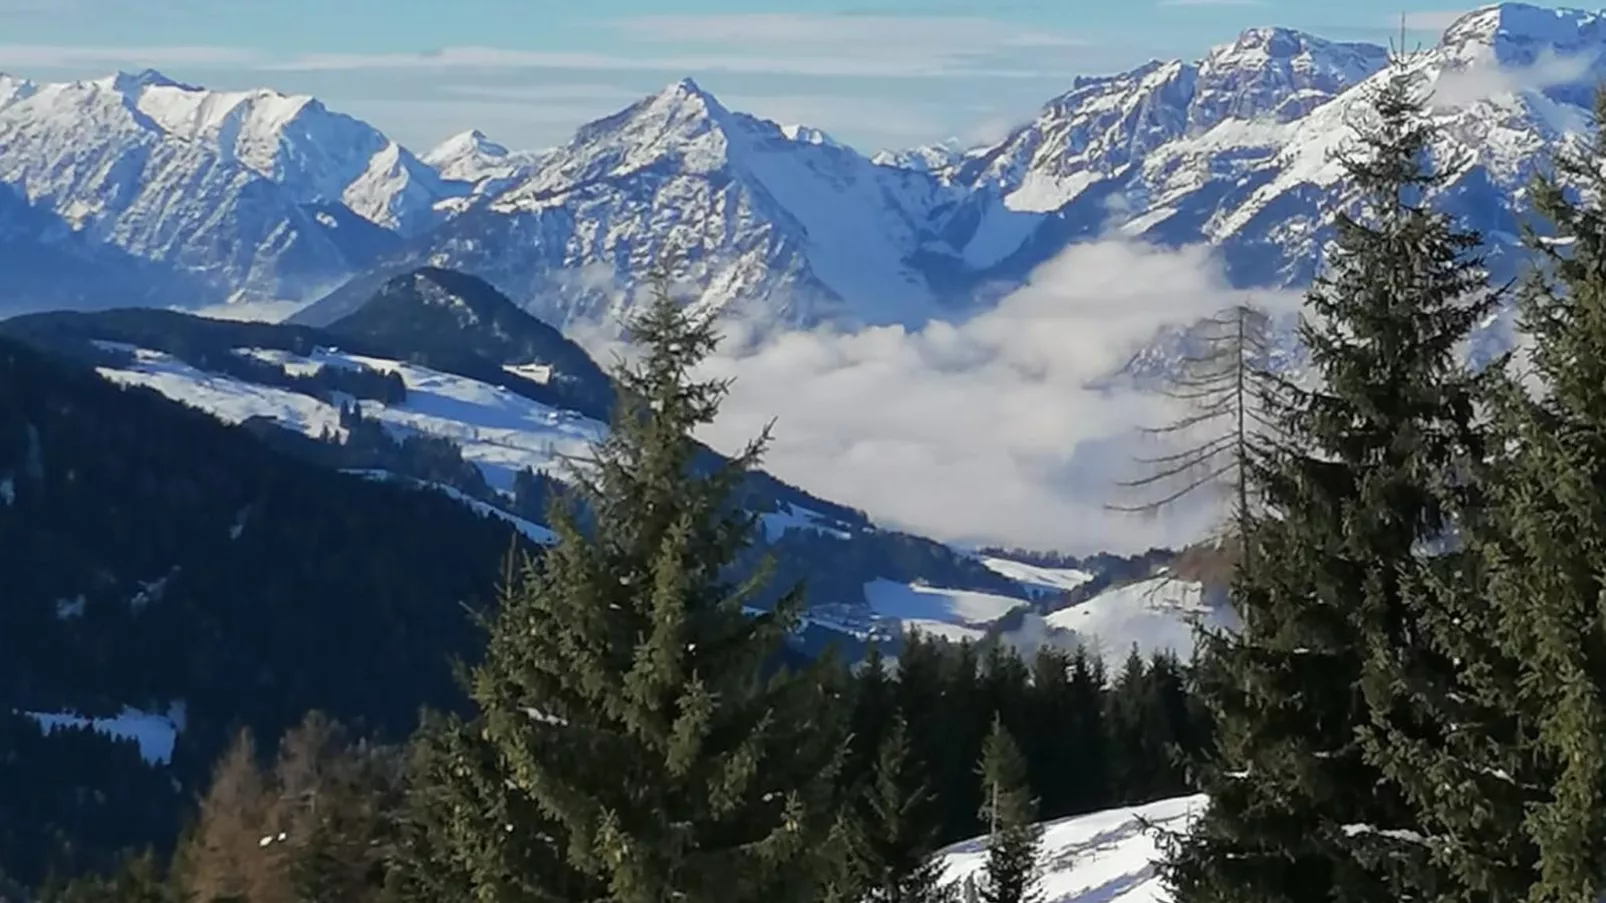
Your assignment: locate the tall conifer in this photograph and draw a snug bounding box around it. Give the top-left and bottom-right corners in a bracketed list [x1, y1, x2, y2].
[465, 276, 848, 903]
[1162, 56, 1498, 903]
[840, 715, 953, 903]
[1468, 85, 1606, 902]
[976, 719, 1040, 903]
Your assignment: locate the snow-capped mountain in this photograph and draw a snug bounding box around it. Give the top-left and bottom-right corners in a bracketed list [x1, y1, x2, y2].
[0, 180, 211, 315]
[3, 3, 1603, 343]
[124, 70, 460, 234]
[950, 3, 1605, 292]
[872, 138, 971, 172]
[411, 78, 961, 331]
[421, 129, 546, 210]
[0, 70, 384, 302]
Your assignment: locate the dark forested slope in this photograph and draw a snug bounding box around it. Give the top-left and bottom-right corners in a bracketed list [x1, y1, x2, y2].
[0, 335, 536, 884]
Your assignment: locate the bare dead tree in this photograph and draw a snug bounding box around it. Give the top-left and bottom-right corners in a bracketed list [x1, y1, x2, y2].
[1109, 301, 1283, 574]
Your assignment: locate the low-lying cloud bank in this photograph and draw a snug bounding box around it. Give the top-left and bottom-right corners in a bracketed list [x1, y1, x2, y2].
[617, 239, 1304, 556]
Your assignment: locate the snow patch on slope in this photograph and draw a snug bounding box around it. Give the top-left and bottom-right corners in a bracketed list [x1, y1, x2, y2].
[937, 794, 1204, 903]
[345, 469, 557, 544]
[94, 345, 606, 490]
[23, 703, 188, 765]
[1044, 576, 1233, 662]
[980, 556, 1094, 597]
[865, 579, 1028, 642]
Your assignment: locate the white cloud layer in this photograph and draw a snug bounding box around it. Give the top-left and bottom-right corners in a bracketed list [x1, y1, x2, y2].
[590, 240, 1304, 555]
[1431, 46, 1597, 108]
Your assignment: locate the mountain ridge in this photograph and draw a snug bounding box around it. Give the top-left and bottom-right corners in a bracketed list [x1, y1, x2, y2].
[0, 3, 1596, 348]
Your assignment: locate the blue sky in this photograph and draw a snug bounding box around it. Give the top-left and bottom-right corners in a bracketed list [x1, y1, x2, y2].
[0, 0, 1550, 153]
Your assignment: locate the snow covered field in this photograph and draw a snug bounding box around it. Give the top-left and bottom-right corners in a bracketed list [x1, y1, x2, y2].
[979, 556, 1094, 597]
[95, 344, 606, 490]
[863, 579, 1029, 643]
[938, 795, 1204, 903]
[1043, 576, 1234, 663]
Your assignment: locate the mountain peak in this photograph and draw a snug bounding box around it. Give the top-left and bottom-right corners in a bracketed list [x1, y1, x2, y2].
[103, 68, 193, 93]
[780, 122, 844, 148]
[1205, 23, 1380, 69]
[648, 76, 729, 118]
[1439, 3, 1606, 60]
[423, 128, 510, 166]
[327, 266, 614, 418]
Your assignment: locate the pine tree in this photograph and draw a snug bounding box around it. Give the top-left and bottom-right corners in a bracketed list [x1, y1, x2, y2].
[1062, 648, 1110, 813]
[976, 719, 1040, 903]
[1162, 56, 1501, 903]
[1320, 60, 1527, 902]
[465, 275, 848, 903]
[1463, 84, 1606, 902]
[387, 711, 597, 903]
[845, 644, 898, 796]
[840, 715, 953, 903]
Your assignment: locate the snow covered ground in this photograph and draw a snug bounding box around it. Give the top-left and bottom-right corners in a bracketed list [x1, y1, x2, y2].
[979, 556, 1094, 598]
[1043, 577, 1233, 663]
[23, 703, 187, 765]
[95, 344, 607, 491]
[984, 576, 1234, 664]
[937, 794, 1205, 903]
[864, 579, 1029, 643]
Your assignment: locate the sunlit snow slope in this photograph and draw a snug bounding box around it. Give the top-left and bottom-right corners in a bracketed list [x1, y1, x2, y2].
[938, 795, 1205, 903]
[94, 343, 605, 491]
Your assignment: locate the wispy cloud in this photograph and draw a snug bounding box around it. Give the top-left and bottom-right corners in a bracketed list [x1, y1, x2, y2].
[257, 12, 1088, 80]
[261, 47, 1060, 79]
[0, 43, 253, 68]
[609, 12, 1081, 50]
[1431, 46, 1597, 107]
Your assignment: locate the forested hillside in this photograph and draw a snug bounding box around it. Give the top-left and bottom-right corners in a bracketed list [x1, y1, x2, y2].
[0, 335, 538, 886]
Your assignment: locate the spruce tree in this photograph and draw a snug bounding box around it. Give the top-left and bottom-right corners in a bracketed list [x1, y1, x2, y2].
[1162, 57, 1499, 903]
[465, 276, 848, 903]
[840, 715, 954, 903]
[976, 719, 1040, 903]
[1464, 84, 1606, 902]
[388, 712, 597, 903]
[1320, 60, 1527, 902]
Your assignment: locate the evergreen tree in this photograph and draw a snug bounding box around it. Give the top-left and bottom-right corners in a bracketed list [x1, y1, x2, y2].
[1062, 648, 1110, 813]
[1465, 84, 1606, 902]
[1162, 57, 1499, 903]
[466, 276, 848, 903]
[846, 644, 897, 794]
[39, 850, 173, 903]
[976, 719, 1040, 903]
[387, 712, 597, 903]
[840, 715, 953, 903]
[1322, 60, 1524, 902]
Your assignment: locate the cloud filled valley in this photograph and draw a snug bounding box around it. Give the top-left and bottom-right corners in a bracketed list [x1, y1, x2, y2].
[644, 239, 1305, 554]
